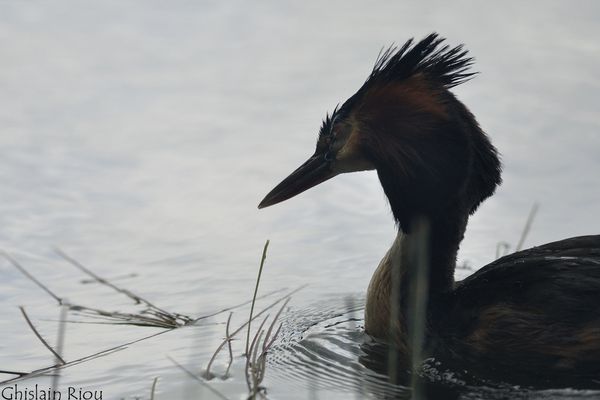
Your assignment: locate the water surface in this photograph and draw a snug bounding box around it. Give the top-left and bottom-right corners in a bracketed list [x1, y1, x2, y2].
[1, 1, 600, 399]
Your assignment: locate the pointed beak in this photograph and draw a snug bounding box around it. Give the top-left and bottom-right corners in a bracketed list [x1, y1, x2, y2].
[258, 154, 337, 209]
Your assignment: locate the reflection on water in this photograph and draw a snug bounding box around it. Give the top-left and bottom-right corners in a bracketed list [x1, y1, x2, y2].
[1, 0, 600, 399]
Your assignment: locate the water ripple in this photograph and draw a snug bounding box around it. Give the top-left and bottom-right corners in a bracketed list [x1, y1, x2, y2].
[267, 294, 409, 398]
[266, 294, 600, 400]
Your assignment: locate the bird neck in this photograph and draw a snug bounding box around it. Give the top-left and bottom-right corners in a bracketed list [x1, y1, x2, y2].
[397, 208, 467, 296]
[364, 207, 468, 344]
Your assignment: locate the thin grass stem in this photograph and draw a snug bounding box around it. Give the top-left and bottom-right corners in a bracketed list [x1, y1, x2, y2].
[3, 253, 62, 304]
[54, 248, 173, 317]
[150, 377, 158, 400]
[516, 202, 540, 251]
[167, 356, 229, 400]
[19, 306, 66, 365]
[246, 240, 270, 356]
[225, 313, 234, 378]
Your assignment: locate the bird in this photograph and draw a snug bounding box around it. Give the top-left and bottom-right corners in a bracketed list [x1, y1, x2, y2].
[257, 33, 600, 385]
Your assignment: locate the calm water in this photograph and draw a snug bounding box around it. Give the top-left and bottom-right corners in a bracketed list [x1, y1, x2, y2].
[1, 1, 600, 399]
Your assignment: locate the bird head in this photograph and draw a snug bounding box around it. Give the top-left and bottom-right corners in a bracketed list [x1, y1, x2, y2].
[259, 33, 501, 232]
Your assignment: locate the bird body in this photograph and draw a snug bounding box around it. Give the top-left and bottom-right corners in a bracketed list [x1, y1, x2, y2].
[447, 235, 600, 376]
[258, 33, 600, 384]
[366, 232, 600, 381]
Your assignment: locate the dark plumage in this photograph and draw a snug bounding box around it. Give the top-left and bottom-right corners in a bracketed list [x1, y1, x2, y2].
[368, 34, 476, 88]
[320, 33, 476, 140]
[438, 235, 600, 384]
[258, 33, 600, 386]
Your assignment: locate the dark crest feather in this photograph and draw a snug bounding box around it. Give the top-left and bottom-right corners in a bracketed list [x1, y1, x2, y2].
[319, 33, 475, 138]
[367, 33, 476, 89]
[319, 104, 340, 137]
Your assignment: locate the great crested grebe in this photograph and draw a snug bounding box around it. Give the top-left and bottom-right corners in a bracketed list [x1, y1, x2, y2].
[258, 33, 600, 383]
